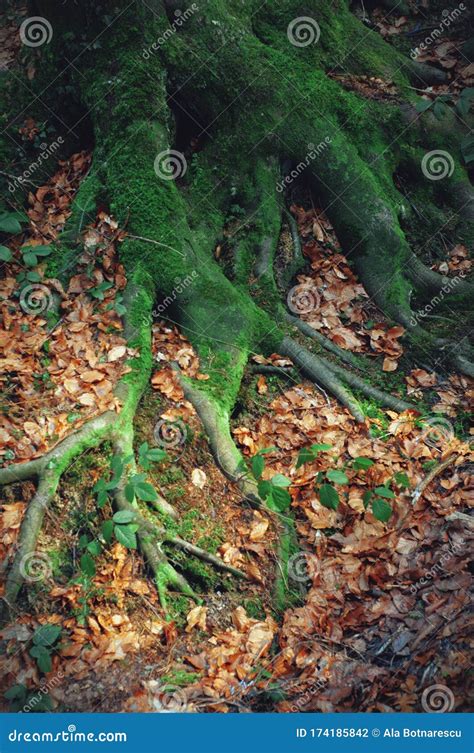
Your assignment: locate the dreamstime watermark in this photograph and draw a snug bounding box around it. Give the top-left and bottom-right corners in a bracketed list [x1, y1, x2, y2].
[147, 679, 189, 712]
[409, 540, 463, 594]
[8, 138, 64, 193]
[153, 418, 187, 451]
[19, 551, 52, 583]
[287, 551, 320, 583]
[19, 16, 53, 47]
[277, 138, 332, 192]
[154, 149, 187, 180]
[8, 725, 127, 743]
[142, 4, 198, 58]
[419, 415, 454, 449]
[153, 271, 198, 316]
[287, 17, 320, 47]
[421, 149, 454, 180]
[19, 284, 54, 316]
[22, 672, 64, 713]
[410, 271, 466, 325]
[410, 4, 466, 59]
[421, 684, 455, 712]
[287, 282, 321, 315]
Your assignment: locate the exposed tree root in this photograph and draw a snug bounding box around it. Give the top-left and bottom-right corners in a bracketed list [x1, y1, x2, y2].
[175, 366, 260, 504]
[279, 337, 365, 422]
[285, 313, 366, 369]
[323, 360, 413, 413]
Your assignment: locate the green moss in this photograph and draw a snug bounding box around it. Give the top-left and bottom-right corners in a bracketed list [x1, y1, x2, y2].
[161, 670, 199, 687]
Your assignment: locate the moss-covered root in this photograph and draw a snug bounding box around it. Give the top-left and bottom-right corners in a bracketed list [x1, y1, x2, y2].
[279, 337, 365, 422]
[111, 437, 248, 612]
[285, 313, 365, 369]
[0, 410, 116, 623]
[323, 361, 413, 413]
[176, 369, 260, 504]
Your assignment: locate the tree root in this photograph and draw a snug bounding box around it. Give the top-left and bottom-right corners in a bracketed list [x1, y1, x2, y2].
[279, 337, 365, 422]
[323, 360, 413, 413]
[285, 313, 366, 369]
[175, 367, 260, 504]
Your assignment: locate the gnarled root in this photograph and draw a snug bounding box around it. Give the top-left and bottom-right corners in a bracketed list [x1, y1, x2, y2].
[279, 337, 366, 422]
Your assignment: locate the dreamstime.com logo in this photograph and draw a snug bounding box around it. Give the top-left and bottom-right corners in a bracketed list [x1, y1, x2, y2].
[8, 138, 64, 193]
[142, 4, 198, 58]
[19, 16, 53, 47]
[287, 282, 321, 315]
[287, 16, 320, 47]
[8, 725, 127, 743]
[421, 150, 454, 180]
[410, 271, 466, 325]
[410, 4, 466, 58]
[421, 684, 455, 713]
[409, 539, 463, 594]
[276, 138, 331, 192]
[154, 149, 187, 180]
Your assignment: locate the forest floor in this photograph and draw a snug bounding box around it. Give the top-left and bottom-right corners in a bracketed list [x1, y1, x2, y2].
[0, 0, 473, 714]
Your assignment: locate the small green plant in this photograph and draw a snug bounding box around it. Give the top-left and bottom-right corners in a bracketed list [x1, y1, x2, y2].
[0, 244, 12, 262]
[249, 447, 292, 512]
[4, 683, 52, 712]
[93, 443, 168, 551]
[295, 446, 411, 522]
[0, 210, 28, 234]
[89, 280, 113, 300]
[29, 624, 62, 673]
[21, 244, 52, 267]
[250, 445, 411, 523]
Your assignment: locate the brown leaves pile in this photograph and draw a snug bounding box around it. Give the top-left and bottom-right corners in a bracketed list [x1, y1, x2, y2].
[289, 205, 405, 368]
[0, 205, 133, 462]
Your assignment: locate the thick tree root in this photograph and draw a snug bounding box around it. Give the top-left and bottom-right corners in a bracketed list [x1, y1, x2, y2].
[285, 313, 366, 369]
[279, 337, 365, 422]
[175, 367, 260, 504]
[323, 360, 413, 413]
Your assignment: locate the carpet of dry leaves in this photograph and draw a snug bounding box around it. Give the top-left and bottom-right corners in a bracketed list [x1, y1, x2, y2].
[0, 0, 473, 715]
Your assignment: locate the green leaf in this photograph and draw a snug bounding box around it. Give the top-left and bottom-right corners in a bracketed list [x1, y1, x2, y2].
[415, 99, 433, 113]
[23, 251, 38, 267]
[296, 446, 315, 469]
[311, 443, 332, 452]
[257, 446, 277, 455]
[393, 471, 410, 489]
[251, 453, 265, 480]
[124, 483, 135, 503]
[0, 213, 22, 234]
[134, 481, 158, 502]
[352, 457, 374, 471]
[269, 486, 292, 512]
[146, 448, 167, 462]
[372, 497, 392, 523]
[33, 624, 61, 647]
[80, 552, 96, 577]
[270, 474, 291, 488]
[33, 245, 52, 256]
[433, 100, 448, 120]
[374, 486, 395, 499]
[362, 490, 373, 509]
[112, 510, 136, 524]
[257, 479, 271, 500]
[456, 97, 471, 117]
[296, 443, 332, 469]
[101, 519, 114, 543]
[78, 534, 89, 550]
[4, 684, 27, 701]
[86, 539, 102, 556]
[318, 484, 340, 510]
[0, 245, 12, 262]
[114, 524, 137, 549]
[326, 469, 349, 485]
[29, 646, 52, 674]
